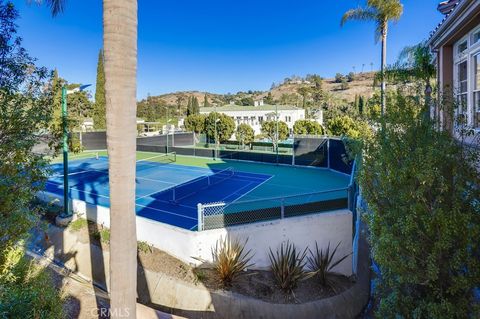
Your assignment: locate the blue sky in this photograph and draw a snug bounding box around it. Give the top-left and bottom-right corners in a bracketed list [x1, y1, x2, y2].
[15, 0, 443, 100]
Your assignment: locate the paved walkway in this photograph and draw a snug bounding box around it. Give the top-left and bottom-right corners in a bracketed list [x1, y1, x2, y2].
[28, 250, 185, 319]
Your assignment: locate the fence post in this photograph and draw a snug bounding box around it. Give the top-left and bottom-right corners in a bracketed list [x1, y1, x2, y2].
[327, 138, 331, 169]
[197, 203, 203, 231]
[280, 198, 285, 219]
[292, 134, 295, 166]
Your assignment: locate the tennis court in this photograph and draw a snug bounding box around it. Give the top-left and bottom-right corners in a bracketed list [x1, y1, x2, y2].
[46, 151, 350, 230]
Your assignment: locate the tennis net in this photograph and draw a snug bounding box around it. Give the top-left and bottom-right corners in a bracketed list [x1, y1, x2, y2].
[137, 151, 177, 164]
[171, 167, 235, 203]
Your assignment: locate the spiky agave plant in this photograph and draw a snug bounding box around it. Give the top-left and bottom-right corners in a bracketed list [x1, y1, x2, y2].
[307, 241, 351, 292]
[211, 236, 254, 287]
[269, 241, 308, 294]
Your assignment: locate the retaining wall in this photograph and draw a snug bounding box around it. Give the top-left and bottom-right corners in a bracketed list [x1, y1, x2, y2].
[38, 192, 353, 275]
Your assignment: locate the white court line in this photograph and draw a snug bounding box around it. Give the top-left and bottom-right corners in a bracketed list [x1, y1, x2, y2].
[52, 163, 178, 186]
[47, 180, 196, 210]
[225, 174, 276, 206]
[135, 203, 196, 220]
[47, 181, 196, 221]
[218, 181, 255, 203]
[51, 170, 96, 178]
[134, 176, 176, 185]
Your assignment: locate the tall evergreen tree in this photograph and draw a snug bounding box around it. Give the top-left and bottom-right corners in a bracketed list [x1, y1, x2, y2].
[51, 69, 63, 124]
[93, 49, 106, 130]
[358, 95, 365, 115]
[203, 93, 210, 108]
[192, 96, 200, 114]
[186, 96, 193, 116]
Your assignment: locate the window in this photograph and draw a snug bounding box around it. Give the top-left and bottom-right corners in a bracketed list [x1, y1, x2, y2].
[258, 116, 264, 123]
[456, 61, 468, 122]
[473, 30, 480, 45]
[474, 55, 480, 127]
[285, 116, 291, 122]
[457, 40, 468, 55]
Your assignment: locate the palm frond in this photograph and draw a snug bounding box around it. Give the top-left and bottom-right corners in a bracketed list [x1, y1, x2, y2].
[30, 0, 65, 17]
[341, 8, 376, 26]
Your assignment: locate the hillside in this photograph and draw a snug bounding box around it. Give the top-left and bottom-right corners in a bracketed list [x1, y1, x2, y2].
[137, 72, 377, 117]
[267, 72, 376, 103]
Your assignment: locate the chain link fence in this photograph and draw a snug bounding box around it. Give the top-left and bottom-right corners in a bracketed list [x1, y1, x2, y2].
[198, 187, 350, 231]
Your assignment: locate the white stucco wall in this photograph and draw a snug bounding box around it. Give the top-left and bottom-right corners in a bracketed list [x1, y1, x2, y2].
[200, 109, 306, 136]
[39, 192, 353, 276]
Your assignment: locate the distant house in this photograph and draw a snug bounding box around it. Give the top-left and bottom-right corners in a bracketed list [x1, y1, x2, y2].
[200, 105, 305, 136]
[428, 0, 480, 134]
[81, 118, 94, 132]
[310, 109, 324, 126]
[254, 99, 264, 107]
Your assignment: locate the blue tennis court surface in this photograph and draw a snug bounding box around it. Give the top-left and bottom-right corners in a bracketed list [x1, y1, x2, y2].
[45, 157, 272, 230]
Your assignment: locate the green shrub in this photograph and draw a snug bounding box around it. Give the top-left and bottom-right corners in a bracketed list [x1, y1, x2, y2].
[360, 93, 480, 318]
[0, 246, 65, 318]
[211, 236, 254, 287]
[269, 241, 308, 294]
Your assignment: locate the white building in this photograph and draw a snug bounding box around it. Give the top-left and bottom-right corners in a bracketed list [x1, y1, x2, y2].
[200, 104, 306, 136]
[80, 118, 94, 132]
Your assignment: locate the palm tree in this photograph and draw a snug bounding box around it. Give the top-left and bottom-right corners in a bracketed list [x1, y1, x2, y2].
[44, 0, 138, 317]
[384, 42, 436, 119]
[341, 0, 404, 117]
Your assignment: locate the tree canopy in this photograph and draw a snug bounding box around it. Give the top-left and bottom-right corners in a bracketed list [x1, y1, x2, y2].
[293, 120, 324, 135]
[184, 114, 206, 134]
[235, 123, 255, 147]
[205, 112, 235, 143]
[326, 115, 370, 138]
[0, 2, 64, 317]
[261, 120, 289, 150]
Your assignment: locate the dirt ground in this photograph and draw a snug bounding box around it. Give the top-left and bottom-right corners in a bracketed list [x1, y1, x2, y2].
[63, 220, 354, 305]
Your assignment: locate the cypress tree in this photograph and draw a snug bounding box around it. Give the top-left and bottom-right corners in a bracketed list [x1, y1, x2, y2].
[359, 95, 365, 115]
[192, 97, 200, 114]
[203, 94, 210, 108]
[51, 69, 63, 124]
[186, 96, 193, 116]
[93, 49, 106, 130]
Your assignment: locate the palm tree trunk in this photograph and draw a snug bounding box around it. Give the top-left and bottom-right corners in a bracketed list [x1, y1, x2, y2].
[103, 0, 138, 317]
[424, 80, 432, 121]
[381, 23, 388, 117]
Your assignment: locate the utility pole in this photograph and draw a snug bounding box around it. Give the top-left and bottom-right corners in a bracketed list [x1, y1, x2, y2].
[163, 106, 169, 153]
[276, 104, 279, 165]
[61, 86, 69, 218]
[56, 83, 91, 227]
